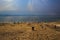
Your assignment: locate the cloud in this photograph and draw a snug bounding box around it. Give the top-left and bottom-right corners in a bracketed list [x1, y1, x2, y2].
[0, 0, 17, 11]
[3, 0, 14, 2]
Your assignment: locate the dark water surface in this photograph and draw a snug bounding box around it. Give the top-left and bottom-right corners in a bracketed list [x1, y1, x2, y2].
[0, 15, 60, 23]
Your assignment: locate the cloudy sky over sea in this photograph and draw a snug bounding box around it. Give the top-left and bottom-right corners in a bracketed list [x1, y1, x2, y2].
[0, 0, 60, 15]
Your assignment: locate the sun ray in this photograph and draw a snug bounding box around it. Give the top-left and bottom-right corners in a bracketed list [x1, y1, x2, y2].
[27, 0, 33, 11]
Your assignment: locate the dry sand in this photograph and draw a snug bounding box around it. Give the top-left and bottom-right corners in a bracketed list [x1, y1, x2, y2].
[0, 22, 60, 40]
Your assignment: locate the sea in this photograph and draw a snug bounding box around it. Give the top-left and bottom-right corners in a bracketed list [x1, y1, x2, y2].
[0, 15, 60, 23]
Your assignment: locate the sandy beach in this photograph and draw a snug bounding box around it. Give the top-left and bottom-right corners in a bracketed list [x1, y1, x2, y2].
[0, 22, 60, 40]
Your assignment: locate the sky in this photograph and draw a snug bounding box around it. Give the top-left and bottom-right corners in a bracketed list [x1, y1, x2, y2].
[0, 0, 60, 15]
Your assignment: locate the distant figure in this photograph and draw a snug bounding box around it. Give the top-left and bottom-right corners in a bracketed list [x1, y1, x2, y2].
[32, 27, 34, 31]
[54, 25, 56, 29]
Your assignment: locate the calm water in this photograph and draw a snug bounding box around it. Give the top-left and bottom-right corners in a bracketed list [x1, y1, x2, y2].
[0, 15, 60, 23]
